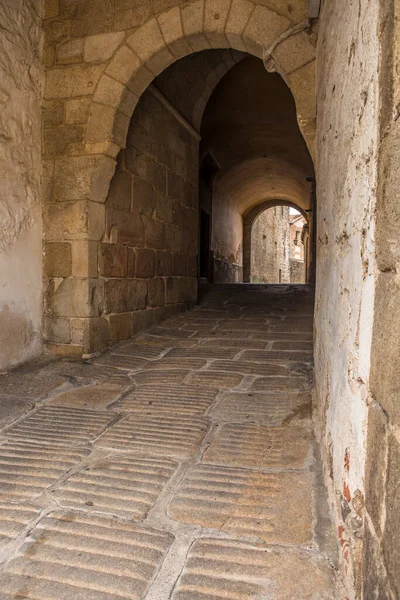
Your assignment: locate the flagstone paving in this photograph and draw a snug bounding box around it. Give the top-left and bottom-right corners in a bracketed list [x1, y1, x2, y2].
[0, 284, 340, 599]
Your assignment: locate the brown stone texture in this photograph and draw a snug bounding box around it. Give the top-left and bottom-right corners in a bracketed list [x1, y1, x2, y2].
[0, 284, 338, 598]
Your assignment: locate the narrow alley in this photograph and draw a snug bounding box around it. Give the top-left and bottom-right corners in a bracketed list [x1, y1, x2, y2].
[0, 285, 339, 598]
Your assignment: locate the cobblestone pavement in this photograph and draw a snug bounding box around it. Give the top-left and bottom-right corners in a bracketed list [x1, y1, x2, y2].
[0, 284, 340, 599]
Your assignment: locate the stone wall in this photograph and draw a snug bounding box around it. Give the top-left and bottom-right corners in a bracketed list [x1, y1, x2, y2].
[103, 87, 199, 343]
[251, 207, 290, 283]
[363, 1, 400, 597]
[290, 260, 305, 284]
[0, 0, 44, 371]
[315, 0, 379, 596]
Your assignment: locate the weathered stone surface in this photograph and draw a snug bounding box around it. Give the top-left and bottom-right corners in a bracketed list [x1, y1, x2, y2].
[44, 242, 72, 278]
[147, 277, 165, 307]
[171, 539, 336, 600]
[84, 32, 125, 63]
[114, 384, 218, 415]
[4, 406, 114, 447]
[0, 512, 173, 599]
[203, 424, 310, 469]
[96, 413, 210, 457]
[47, 383, 124, 409]
[104, 278, 147, 313]
[189, 370, 243, 388]
[54, 455, 177, 519]
[0, 442, 88, 501]
[0, 503, 41, 548]
[169, 466, 313, 544]
[45, 64, 105, 99]
[135, 248, 156, 278]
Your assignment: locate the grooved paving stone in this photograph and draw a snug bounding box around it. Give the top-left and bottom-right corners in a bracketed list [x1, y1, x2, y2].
[171, 538, 336, 600]
[188, 371, 244, 389]
[47, 383, 125, 409]
[0, 442, 89, 501]
[251, 330, 313, 341]
[192, 330, 252, 339]
[0, 367, 67, 399]
[0, 503, 41, 547]
[272, 340, 313, 351]
[166, 347, 239, 359]
[130, 369, 190, 385]
[209, 360, 290, 377]
[112, 343, 167, 360]
[168, 465, 312, 544]
[210, 391, 312, 425]
[198, 339, 267, 349]
[203, 424, 310, 469]
[141, 358, 207, 371]
[95, 414, 210, 458]
[4, 406, 115, 447]
[252, 376, 311, 392]
[93, 354, 149, 370]
[0, 511, 174, 600]
[113, 384, 218, 416]
[0, 396, 34, 428]
[150, 327, 195, 338]
[240, 349, 313, 362]
[53, 456, 178, 519]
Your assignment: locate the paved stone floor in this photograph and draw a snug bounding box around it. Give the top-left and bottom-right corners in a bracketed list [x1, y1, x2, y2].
[0, 284, 340, 599]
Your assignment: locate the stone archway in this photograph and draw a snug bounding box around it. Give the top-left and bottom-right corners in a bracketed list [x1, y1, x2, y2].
[43, 0, 317, 355]
[242, 199, 309, 282]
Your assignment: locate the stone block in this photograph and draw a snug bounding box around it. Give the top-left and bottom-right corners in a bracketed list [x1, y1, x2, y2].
[124, 147, 148, 179]
[65, 98, 91, 124]
[165, 225, 182, 253]
[273, 32, 315, 75]
[172, 253, 187, 276]
[44, 316, 71, 344]
[225, 0, 254, 51]
[44, 19, 68, 44]
[147, 160, 166, 194]
[105, 45, 142, 87]
[188, 254, 198, 277]
[93, 74, 138, 117]
[84, 32, 125, 62]
[147, 278, 165, 307]
[99, 243, 128, 278]
[167, 171, 185, 203]
[70, 0, 113, 37]
[145, 219, 165, 250]
[106, 207, 145, 247]
[382, 433, 400, 596]
[57, 38, 84, 64]
[155, 193, 173, 223]
[86, 103, 130, 146]
[132, 177, 156, 217]
[288, 60, 316, 120]
[204, 0, 231, 48]
[87, 316, 110, 353]
[156, 250, 172, 276]
[135, 248, 156, 278]
[53, 155, 116, 203]
[243, 5, 289, 57]
[43, 201, 88, 241]
[127, 18, 174, 75]
[45, 64, 104, 99]
[109, 312, 133, 344]
[44, 0, 59, 19]
[365, 403, 388, 536]
[104, 279, 147, 313]
[157, 6, 192, 59]
[52, 278, 104, 317]
[113, 2, 151, 31]
[43, 125, 83, 158]
[88, 201, 106, 241]
[132, 308, 157, 335]
[108, 169, 132, 211]
[71, 240, 98, 277]
[182, 0, 209, 52]
[44, 242, 72, 278]
[127, 247, 136, 276]
[43, 100, 64, 127]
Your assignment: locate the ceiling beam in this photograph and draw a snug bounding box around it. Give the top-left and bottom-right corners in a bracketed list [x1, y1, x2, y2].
[309, 0, 321, 19]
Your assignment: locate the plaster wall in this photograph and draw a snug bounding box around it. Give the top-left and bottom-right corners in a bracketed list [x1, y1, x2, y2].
[315, 0, 379, 595]
[0, 0, 44, 371]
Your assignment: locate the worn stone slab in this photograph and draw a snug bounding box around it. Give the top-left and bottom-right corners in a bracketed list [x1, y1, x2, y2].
[0, 502, 41, 548]
[240, 349, 313, 362]
[96, 414, 210, 458]
[0, 365, 67, 399]
[130, 369, 190, 385]
[47, 383, 125, 409]
[208, 359, 290, 377]
[113, 384, 218, 415]
[54, 456, 177, 519]
[93, 354, 148, 370]
[171, 538, 336, 599]
[198, 338, 267, 349]
[0, 396, 35, 428]
[4, 406, 115, 447]
[272, 340, 313, 351]
[188, 371, 244, 389]
[210, 391, 312, 425]
[252, 376, 311, 392]
[166, 347, 239, 359]
[0, 512, 174, 600]
[251, 330, 314, 341]
[203, 424, 311, 469]
[0, 442, 88, 501]
[112, 343, 167, 360]
[141, 358, 207, 371]
[169, 465, 313, 544]
[149, 327, 195, 338]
